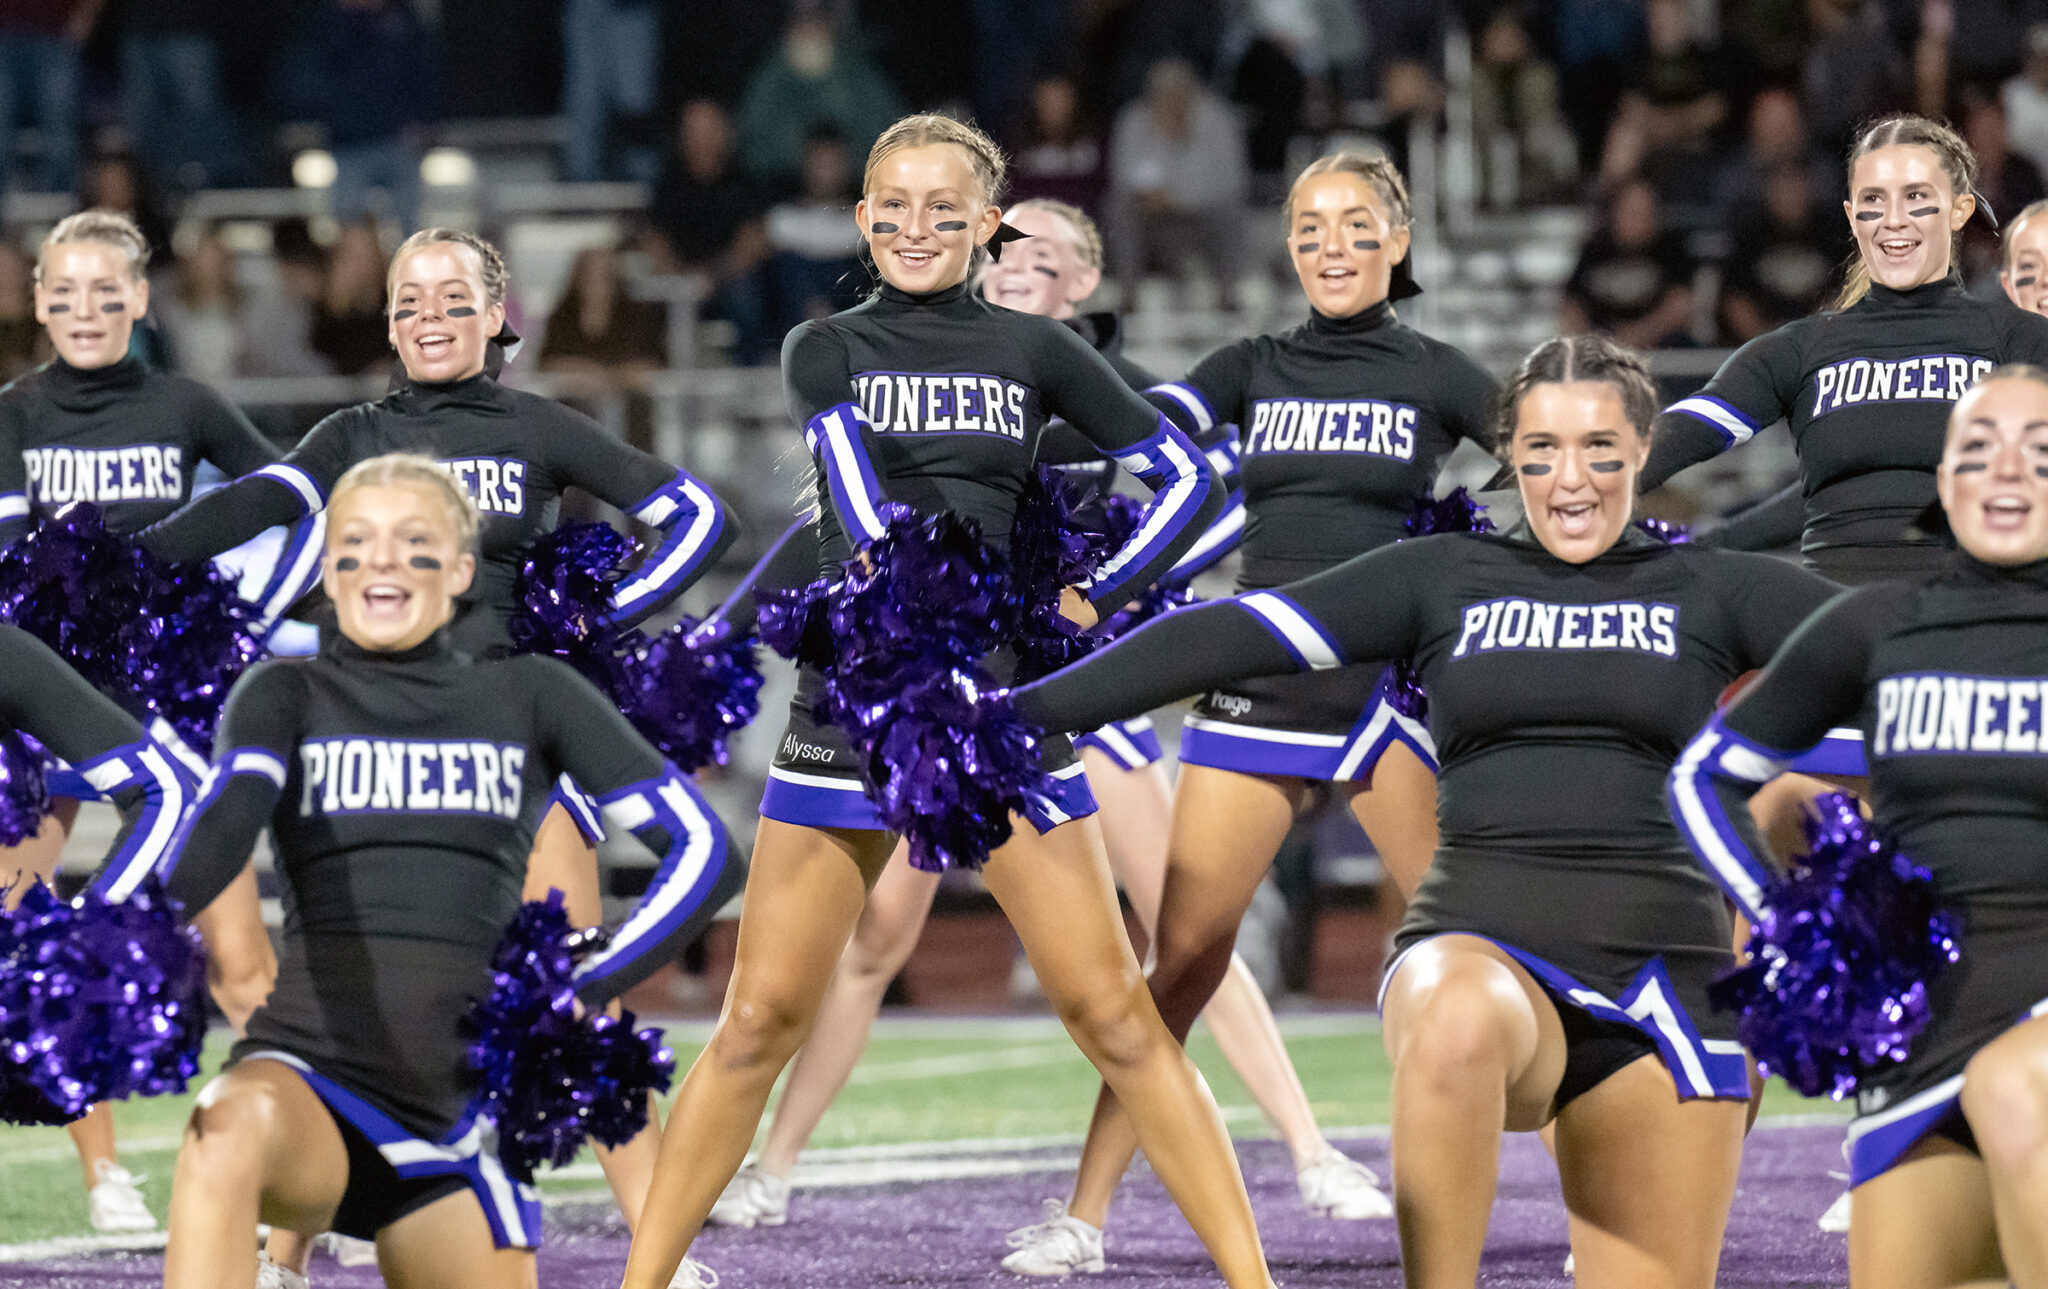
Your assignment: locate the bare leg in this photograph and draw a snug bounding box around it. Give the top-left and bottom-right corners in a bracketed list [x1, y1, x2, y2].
[1962, 1011, 2048, 1285]
[524, 800, 661, 1231]
[193, 862, 278, 1033]
[1346, 742, 1440, 901]
[164, 1061, 349, 1289]
[1381, 935, 1567, 1289]
[375, 1188, 538, 1289]
[1849, 1137, 2003, 1289]
[620, 819, 894, 1289]
[983, 814, 1273, 1288]
[68, 1103, 118, 1191]
[1065, 765, 1307, 1228]
[756, 844, 940, 1178]
[1554, 1057, 1747, 1289]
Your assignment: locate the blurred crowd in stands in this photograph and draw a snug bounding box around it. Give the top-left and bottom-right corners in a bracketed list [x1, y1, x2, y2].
[0, 0, 2043, 393]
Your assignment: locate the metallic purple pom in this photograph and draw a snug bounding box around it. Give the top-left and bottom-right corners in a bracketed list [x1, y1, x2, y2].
[0, 731, 52, 848]
[622, 617, 763, 772]
[858, 669, 1047, 872]
[756, 577, 835, 669]
[1386, 489, 1495, 720]
[507, 522, 636, 695]
[463, 891, 676, 1181]
[0, 506, 262, 756]
[1011, 469, 1112, 684]
[0, 878, 206, 1123]
[1636, 517, 1693, 543]
[1710, 793, 1961, 1099]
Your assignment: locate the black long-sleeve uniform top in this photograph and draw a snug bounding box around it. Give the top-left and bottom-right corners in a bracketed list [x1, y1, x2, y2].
[0, 355, 278, 542]
[1016, 526, 1839, 995]
[0, 624, 190, 902]
[1143, 299, 1499, 590]
[157, 631, 736, 1138]
[1643, 279, 2048, 582]
[140, 371, 737, 653]
[784, 281, 1222, 617]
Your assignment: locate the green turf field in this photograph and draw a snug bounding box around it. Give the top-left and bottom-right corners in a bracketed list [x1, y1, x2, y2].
[0, 1013, 1848, 1248]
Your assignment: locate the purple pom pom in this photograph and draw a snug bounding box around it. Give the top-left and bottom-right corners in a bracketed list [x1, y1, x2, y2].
[1710, 793, 1961, 1099]
[130, 557, 265, 755]
[507, 523, 637, 696]
[0, 731, 52, 848]
[757, 577, 836, 670]
[464, 891, 676, 1180]
[858, 669, 1048, 872]
[1635, 517, 1693, 544]
[1010, 469, 1111, 683]
[621, 617, 763, 772]
[1385, 489, 1495, 719]
[0, 878, 206, 1123]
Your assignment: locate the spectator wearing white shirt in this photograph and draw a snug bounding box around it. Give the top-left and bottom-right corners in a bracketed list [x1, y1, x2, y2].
[1106, 58, 1250, 309]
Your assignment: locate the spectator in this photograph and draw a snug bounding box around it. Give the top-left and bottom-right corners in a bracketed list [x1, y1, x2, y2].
[539, 245, 667, 455]
[736, 1, 904, 184]
[1226, 2, 1319, 192]
[1596, 0, 1728, 228]
[1802, 0, 1908, 158]
[308, 0, 438, 231]
[243, 219, 334, 379]
[560, 0, 660, 182]
[763, 127, 865, 336]
[1469, 5, 1578, 206]
[969, 0, 1070, 131]
[1552, 0, 1649, 171]
[113, 0, 236, 190]
[308, 221, 393, 377]
[1961, 92, 2047, 287]
[1356, 0, 1445, 177]
[644, 98, 773, 362]
[1007, 76, 1108, 214]
[78, 153, 174, 271]
[1105, 58, 1250, 309]
[1716, 85, 1836, 230]
[1561, 178, 1698, 348]
[0, 0, 98, 200]
[1720, 162, 1846, 340]
[0, 240, 46, 380]
[2007, 23, 2048, 180]
[152, 225, 329, 384]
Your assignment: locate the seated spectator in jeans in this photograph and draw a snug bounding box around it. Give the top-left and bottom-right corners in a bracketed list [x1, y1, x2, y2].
[1106, 58, 1249, 309]
[764, 128, 864, 337]
[1562, 178, 1697, 349]
[644, 98, 773, 363]
[1719, 162, 1845, 341]
[1008, 76, 1106, 215]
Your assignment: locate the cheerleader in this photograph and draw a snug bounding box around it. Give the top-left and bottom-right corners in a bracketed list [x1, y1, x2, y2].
[619, 113, 1276, 1289]
[998, 151, 1497, 1275]
[152, 454, 736, 1289]
[140, 227, 737, 1240]
[1667, 365, 2048, 1288]
[708, 198, 1384, 1236]
[2002, 197, 2048, 316]
[0, 208, 283, 1233]
[1004, 335, 1841, 1288]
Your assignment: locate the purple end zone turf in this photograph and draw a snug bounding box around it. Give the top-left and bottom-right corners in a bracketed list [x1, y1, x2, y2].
[0, 1126, 1851, 1287]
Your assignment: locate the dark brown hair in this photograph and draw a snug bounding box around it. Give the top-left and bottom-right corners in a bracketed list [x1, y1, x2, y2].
[1494, 334, 1658, 462]
[1836, 114, 1979, 310]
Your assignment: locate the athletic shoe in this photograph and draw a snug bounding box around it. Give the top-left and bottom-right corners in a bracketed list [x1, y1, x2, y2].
[1564, 1253, 1574, 1275]
[1001, 1199, 1105, 1277]
[1817, 1191, 1851, 1233]
[669, 1257, 721, 1287]
[255, 1253, 311, 1289]
[1296, 1148, 1394, 1219]
[706, 1163, 791, 1227]
[86, 1161, 156, 1233]
[321, 1232, 378, 1266]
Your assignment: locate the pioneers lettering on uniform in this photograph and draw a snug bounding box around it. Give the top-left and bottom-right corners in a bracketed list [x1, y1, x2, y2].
[1242, 397, 1417, 459]
[298, 737, 527, 819]
[1452, 597, 1680, 659]
[25, 444, 183, 505]
[1809, 355, 1994, 419]
[438, 457, 526, 516]
[853, 371, 1028, 441]
[1873, 673, 2048, 756]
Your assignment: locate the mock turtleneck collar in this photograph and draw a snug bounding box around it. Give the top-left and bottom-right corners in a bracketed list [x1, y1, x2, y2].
[877, 279, 973, 306]
[43, 354, 146, 410]
[328, 627, 457, 665]
[1860, 274, 1966, 310]
[1953, 548, 2048, 591]
[1500, 517, 1662, 561]
[1306, 298, 1394, 336]
[391, 366, 509, 415]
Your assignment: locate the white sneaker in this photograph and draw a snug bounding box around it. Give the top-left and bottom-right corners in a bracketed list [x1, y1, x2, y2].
[1296, 1148, 1394, 1219]
[1001, 1199, 1105, 1277]
[255, 1253, 311, 1289]
[1564, 1253, 1575, 1275]
[669, 1257, 721, 1288]
[86, 1161, 157, 1233]
[320, 1232, 378, 1266]
[706, 1163, 791, 1227]
[1817, 1190, 1852, 1233]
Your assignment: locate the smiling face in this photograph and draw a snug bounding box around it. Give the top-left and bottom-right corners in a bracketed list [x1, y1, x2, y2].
[34, 242, 146, 369]
[980, 205, 1098, 319]
[1845, 144, 1973, 291]
[386, 243, 505, 383]
[324, 480, 476, 652]
[855, 144, 1002, 294]
[2003, 213, 2048, 316]
[1939, 376, 2048, 565]
[1511, 381, 1650, 564]
[1287, 172, 1408, 318]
